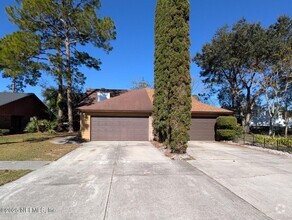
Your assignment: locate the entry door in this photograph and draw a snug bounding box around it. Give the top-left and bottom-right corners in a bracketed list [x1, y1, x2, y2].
[11, 116, 23, 133]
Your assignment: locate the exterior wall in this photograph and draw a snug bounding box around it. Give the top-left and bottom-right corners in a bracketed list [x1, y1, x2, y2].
[0, 95, 48, 132]
[80, 113, 91, 141]
[0, 115, 11, 129]
[80, 112, 232, 142]
[86, 112, 151, 117]
[0, 95, 48, 118]
[148, 116, 154, 141]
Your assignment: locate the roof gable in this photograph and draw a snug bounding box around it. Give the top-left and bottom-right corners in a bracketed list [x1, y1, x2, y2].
[0, 92, 33, 106]
[79, 88, 232, 114]
[79, 89, 153, 112]
[78, 88, 128, 107]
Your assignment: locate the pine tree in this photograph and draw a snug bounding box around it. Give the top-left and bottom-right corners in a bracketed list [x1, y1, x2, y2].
[153, 0, 191, 153]
[0, 31, 44, 92]
[7, 0, 116, 132]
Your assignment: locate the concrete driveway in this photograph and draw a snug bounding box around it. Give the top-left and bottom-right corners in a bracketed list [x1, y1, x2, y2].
[0, 141, 270, 220]
[188, 141, 292, 220]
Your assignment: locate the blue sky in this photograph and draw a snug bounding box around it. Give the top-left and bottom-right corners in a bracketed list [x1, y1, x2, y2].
[0, 0, 291, 105]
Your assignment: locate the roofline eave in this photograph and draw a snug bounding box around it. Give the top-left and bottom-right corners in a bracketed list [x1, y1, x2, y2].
[79, 109, 153, 114]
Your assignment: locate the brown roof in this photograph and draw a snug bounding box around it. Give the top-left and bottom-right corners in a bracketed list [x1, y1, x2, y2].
[78, 88, 153, 113]
[78, 88, 233, 114]
[78, 88, 128, 107]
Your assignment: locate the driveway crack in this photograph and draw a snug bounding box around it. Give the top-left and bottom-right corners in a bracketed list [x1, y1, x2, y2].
[187, 161, 273, 220]
[103, 144, 120, 220]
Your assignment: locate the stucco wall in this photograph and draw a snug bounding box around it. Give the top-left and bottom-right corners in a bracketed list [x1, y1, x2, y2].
[80, 113, 91, 141]
[148, 116, 154, 141]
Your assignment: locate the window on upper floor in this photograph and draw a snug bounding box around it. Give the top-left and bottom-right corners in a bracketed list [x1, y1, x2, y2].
[97, 92, 110, 102]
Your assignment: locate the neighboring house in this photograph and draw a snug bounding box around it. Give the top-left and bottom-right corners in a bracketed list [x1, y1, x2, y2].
[78, 88, 128, 107]
[251, 108, 292, 127]
[78, 88, 232, 141]
[0, 92, 49, 133]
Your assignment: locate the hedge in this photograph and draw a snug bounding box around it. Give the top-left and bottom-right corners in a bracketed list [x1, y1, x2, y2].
[216, 116, 237, 130]
[216, 129, 236, 141]
[254, 135, 292, 147]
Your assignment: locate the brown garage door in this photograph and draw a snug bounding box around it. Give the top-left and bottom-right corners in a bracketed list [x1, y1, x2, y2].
[189, 118, 216, 141]
[91, 117, 149, 141]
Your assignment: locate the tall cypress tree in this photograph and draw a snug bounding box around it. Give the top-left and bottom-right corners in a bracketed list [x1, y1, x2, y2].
[153, 0, 170, 142]
[153, 0, 191, 153]
[168, 0, 191, 153]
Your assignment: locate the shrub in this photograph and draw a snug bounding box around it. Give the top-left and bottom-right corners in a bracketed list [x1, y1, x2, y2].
[254, 134, 292, 147]
[278, 137, 292, 147]
[235, 125, 244, 137]
[216, 129, 236, 141]
[215, 116, 237, 141]
[216, 116, 237, 130]
[24, 117, 57, 133]
[24, 117, 39, 133]
[37, 120, 57, 133]
[0, 129, 10, 135]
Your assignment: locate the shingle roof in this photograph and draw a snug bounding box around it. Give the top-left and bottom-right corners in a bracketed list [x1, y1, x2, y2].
[78, 88, 128, 107]
[79, 89, 153, 112]
[0, 92, 33, 106]
[79, 88, 232, 114]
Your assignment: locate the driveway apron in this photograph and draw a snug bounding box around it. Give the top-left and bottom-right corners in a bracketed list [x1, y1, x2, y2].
[188, 141, 292, 220]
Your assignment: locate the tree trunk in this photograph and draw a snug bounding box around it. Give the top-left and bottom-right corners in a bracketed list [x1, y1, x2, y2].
[284, 111, 288, 138]
[67, 78, 73, 133]
[244, 87, 252, 133]
[57, 74, 63, 131]
[244, 111, 251, 133]
[55, 40, 64, 132]
[269, 115, 274, 136]
[65, 38, 74, 133]
[12, 78, 16, 93]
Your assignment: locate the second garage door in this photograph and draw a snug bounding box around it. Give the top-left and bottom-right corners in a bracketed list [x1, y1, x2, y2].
[189, 118, 216, 141]
[91, 117, 149, 141]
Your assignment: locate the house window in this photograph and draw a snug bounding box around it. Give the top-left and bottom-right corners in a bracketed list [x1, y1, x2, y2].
[97, 92, 110, 102]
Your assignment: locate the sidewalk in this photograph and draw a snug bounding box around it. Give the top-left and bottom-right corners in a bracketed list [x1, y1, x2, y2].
[0, 161, 50, 170]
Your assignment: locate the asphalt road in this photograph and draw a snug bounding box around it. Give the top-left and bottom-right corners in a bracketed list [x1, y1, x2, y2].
[0, 141, 271, 220]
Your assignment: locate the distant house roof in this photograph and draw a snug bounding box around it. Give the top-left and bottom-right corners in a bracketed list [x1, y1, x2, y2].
[0, 92, 33, 107]
[79, 88, 233, 115]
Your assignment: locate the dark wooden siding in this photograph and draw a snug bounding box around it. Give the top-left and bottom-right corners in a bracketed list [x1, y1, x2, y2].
[189, 118, 216, 141]
[0, 95, 48, 132]
[0, 115, 11, 129]
[91, 117, 149, 141]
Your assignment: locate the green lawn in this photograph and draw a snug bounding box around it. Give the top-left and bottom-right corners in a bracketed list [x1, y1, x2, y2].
[0, 170, 31, 186]
[0, 132, 80, 161]
[0, 132, 65, 144]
